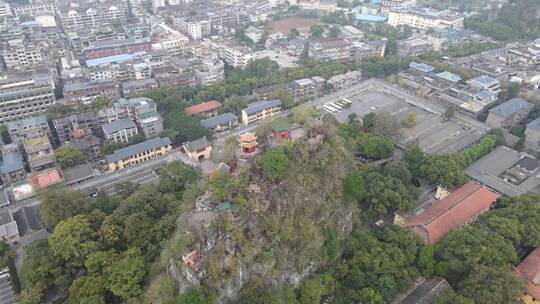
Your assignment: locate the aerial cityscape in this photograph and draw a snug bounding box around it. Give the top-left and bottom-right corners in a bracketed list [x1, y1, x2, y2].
[0, 0, 539, 303]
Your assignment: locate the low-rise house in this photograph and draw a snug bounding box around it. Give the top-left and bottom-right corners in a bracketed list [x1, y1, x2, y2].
[0, 209, 19, 244]
[0, 144, 25, 185]
[105, 137, 172, 172]
[185, 100, 222, 117]
[62, 163, 95, 187]
[65, 135, 101, 161]
[514, 247, 540, 304]
[23, 136, 54, 171]
[402, 180, 501, 244]
[7, 115, 51, 144]
[102, 118, 138, 144]
[486, 98, 534, 129]
[241, 99, 282, 125]
[464, 146, 540, 197]
[328, 71, 362, 90]
[201, 113, 238, 134]
[183, 138, 212, 162]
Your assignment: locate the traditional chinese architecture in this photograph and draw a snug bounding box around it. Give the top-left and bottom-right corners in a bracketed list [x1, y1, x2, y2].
[269, 118, 293, 140]
[239, 132, 257, 154]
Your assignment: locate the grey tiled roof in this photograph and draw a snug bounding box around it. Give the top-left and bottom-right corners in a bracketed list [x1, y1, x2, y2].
[201, 113, 238, 128]
[489, 98, 534, 118]
[102, 118, 136, 134]
[0, 151, 24, 175]
[527, 117, 540, 132]
[62, 164, 94, 184]
[105, 137, 171, 163]
[6, 116, 47, 131]
[243, 99, 282, 115]
[185, 138, 210, 152]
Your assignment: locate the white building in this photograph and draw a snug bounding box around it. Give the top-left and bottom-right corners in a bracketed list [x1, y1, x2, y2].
[388, 7, 464, 31]
[0, 1, 11, 17]
[174, 17, 211, 40]
[195, 58, 225, 86]
[0, 71, 56, 123]
[1, 44, 43, 70]
[205, 39, 256, 68]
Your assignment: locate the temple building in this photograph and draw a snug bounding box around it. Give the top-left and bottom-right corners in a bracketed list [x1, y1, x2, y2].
[239, 132, 257, 154]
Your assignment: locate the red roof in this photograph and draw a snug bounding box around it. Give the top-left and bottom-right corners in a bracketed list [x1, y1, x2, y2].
[515, 247, 540, 300]
[404, 181, 501, 244]
[185, 100, 222, 116]
[32, 169, 62, 188]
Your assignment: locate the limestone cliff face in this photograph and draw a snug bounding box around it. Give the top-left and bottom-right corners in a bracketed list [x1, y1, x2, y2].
[171, 125, 356, 303]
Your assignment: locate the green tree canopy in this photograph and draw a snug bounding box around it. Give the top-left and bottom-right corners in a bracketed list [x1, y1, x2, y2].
[54, 145, 85, 169]
[260, 148, 289, 182]
[39, 189, 90, 229]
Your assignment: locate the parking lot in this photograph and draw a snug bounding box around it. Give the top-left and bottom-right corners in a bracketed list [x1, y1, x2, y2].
[321, 91, 485, 154]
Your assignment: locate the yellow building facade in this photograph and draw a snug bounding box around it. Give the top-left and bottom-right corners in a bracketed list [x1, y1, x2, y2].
[106, 137, 172, 172]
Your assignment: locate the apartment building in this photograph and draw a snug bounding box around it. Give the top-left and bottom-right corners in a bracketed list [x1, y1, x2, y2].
[105, 137, 172, 172]
[195, 58, 225, 86]
[0, 144, 25, 185]
[397, 36, 435, 57]
[0, 71, 55, 123]
[65, 135, 101, 161]
[53, 112, 103, 144]
[123, 98, 164, 138]
[7, 116, 51, 145]
[241, 99, 282, 125]
[63, 80, 120, 105]
[122, 79, 159, 96]
[205, 39, 256, 68]
[328, 71, 362, 90]
[388, 7, 464, 31]
[173, 17, 211, 39]
[102, 118, 138, 144]
[11, 0, 55, 18]
[23, 136, 54, 171]
[525, 118, 540, 151]
[1, 43, 44, 70]
[59, 2, 127, 32]
[466, 75, 501, 95]
[0, 1, 11, 17]
[80, 38, 153, 61]
[201, 113, 238, 134]
[309, 40, 352, 62]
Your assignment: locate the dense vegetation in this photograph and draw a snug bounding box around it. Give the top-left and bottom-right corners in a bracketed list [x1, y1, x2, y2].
[18, 161, 200, 304]
[466, 0, 540, 41]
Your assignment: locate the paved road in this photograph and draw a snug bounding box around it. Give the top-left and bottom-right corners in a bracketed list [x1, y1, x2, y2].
[215, 78, 491, 142]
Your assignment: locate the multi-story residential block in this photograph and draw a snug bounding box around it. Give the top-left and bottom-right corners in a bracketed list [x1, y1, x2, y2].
[80, 38, 152, 61]
[388, 7, 464, 31]
[173, 17, 211, 40]
[53, 112, 103, 144]
[291, 77, 326, 100]
[65, 135, 101, 161]
[7, 116, 51, 145]
[11, 0, 55, 18]
[328, 71, 362, 90]
[309, 40, 352, 62]
[204, 38, 256, 68]
[105, 137, 172, 172]
[525, 118, 540, 151]
[102, 118, 138, 144]
[122, 79, 159, 96]
[1, 43, 44, 70]
[0, 71, 55, 123]
[241, 99, 282, 125]
[397, 36, 435, 57]
[124, 98, 163, 138]
[59, 1, 127, 32]
[194, 58, 225, 86]
[0, 144, 25, 185]
[23, 136, 54, 171]
[63, 80, 120, 105]
[201, 113, 238, 134]
[0, 1, 11, 17]
[486, 98, 534, 130]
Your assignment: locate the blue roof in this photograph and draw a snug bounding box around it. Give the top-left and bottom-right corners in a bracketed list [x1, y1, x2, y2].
[86, 53, 136, 67]
[436, 71, 461, 83]
[410, 62, 436, 73]
[355, 13, 387, 23]
[469, 75, 498, 86]
[0, 151, 24, 175]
